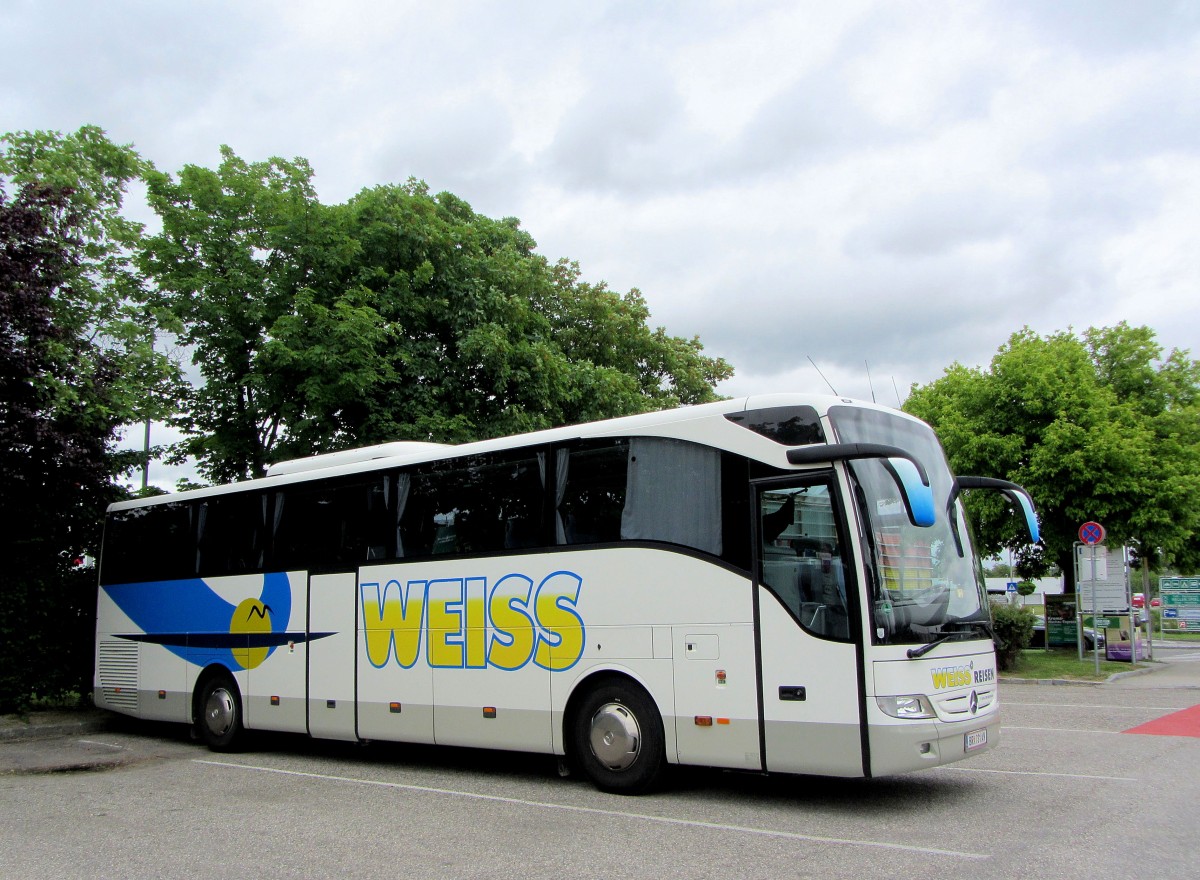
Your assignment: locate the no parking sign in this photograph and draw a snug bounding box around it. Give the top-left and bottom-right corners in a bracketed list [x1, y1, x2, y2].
[1079, 521, 1105, 545]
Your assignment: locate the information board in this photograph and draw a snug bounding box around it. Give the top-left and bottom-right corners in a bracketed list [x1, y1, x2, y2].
[1160, 577, 1200, 631]
[1077, 544, 1129, 613]
[1044, 594, 1079, 647]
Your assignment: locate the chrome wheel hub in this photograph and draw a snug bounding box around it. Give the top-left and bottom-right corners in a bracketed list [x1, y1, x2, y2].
[204, 687, 236, 737]
[589, 702, 641, 770]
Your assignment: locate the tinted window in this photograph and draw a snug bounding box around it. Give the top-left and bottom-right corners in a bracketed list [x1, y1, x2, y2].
[556, 441, 627, 544]
[102, 501, 196, 584]
[197, 493, 267, 577]
[272, 476, 392, 571]
[727, 405, 825, 446]
[399, 453, 545, 558]
[100, 436, 760, 583]
[558, 438, 732, 561]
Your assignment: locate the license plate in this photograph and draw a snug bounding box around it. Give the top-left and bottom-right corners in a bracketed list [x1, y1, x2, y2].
[965, 728, 987, 751]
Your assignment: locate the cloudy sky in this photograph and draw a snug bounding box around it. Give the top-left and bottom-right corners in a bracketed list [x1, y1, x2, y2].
[4, 1, 1199, 469]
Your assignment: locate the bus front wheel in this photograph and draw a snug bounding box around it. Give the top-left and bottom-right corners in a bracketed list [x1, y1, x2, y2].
[196, 673, 243, 751]
[571, 680, 665, 794]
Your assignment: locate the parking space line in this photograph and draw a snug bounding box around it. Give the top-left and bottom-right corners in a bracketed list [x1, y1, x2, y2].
[196, 759, 991, 860]
[77, 739, 128, 752]
[1005, 725, 1126, 734]
[75, 739, 129, 753]
[941, 766, 1137, 782]
[1005, 702, 1187, 711]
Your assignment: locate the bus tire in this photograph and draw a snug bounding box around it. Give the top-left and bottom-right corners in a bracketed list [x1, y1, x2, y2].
[571, 679, 665, 794]
[196, 672, 243, 751]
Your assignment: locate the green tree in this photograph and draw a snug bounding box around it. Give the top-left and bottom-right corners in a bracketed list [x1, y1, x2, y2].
[316, 182, 732, 447]
[307, 180, 576, 448]
[0, 127, 181, 441]
[141, 147, 332, 482]
[989, 601, 1036, 671]
[1, 127, 183, 709]
[0, 183, 120, 709]
[543, 259, 730, 419]
[145, 161, 731, 481]
[905, 325, 1200, 591]
[1084, 324, 1200, 589]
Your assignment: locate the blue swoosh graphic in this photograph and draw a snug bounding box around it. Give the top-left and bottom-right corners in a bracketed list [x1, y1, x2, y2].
[103, 572, 297, 670]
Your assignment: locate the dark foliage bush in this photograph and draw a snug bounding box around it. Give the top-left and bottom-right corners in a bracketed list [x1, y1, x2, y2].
[990, 601, 1036, 671]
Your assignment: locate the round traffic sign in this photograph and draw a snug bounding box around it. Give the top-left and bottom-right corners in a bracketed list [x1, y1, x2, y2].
[1079, 521, 1105, 545]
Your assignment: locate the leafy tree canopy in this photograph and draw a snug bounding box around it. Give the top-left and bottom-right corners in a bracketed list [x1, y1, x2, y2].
[0, 182, 120, 708]
[143, 159, 732, 482]
[905, 324, 1200, 589]
[1, 126, 182, 434]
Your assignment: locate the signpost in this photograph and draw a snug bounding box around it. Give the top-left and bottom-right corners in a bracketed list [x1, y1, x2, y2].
[1160, 577, 1200, 635]
[1075, 528, 1144, 667]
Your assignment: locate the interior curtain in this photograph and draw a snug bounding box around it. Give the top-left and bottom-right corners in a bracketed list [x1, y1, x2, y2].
[394, 474, 411, 557]
[620, 438, 722, 555]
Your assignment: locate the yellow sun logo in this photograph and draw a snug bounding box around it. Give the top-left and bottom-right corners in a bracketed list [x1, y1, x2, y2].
[230, 598, 273, 670]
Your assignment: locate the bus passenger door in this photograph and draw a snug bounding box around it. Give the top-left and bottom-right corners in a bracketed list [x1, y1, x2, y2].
[755, 479, 865, 777]
[307, 572, 358, 741]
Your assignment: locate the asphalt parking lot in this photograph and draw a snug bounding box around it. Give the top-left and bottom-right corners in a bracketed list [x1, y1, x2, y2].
[3, 644, 1199, 880]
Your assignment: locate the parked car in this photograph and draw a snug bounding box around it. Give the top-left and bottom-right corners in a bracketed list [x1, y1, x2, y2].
[1029, 615, 1104, 650]
[1132, 593, 1145, 608]
[1151, 597, 1162, 608]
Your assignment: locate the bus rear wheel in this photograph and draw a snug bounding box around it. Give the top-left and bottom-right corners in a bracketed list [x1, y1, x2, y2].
[196, 673, 243, 751]
[571, 680, 665, 794]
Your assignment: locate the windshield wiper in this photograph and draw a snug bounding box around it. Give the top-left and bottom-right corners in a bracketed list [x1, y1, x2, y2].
[907, 634, 955, 659]
[905, 620, 995, 659]
[967, 619, 997, 643]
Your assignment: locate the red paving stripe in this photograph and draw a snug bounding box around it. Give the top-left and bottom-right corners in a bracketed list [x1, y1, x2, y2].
[1123, 704, 1200, 737]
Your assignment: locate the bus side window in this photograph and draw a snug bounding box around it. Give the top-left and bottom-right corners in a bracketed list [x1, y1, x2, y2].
[620, 438, 722, 556]
[197, 493, 266, 578]
[272, 476, 391, 572]
[557, 438, 728, 561]
[557, 441, 628, 545]
[401, 453, 546, 559]
[397, 475, 435, 558]
[104, 501, 196, 584]
[760, 484, 850, 641]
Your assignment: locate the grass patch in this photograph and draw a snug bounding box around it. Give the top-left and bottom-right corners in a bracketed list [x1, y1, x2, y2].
[1006, 648, 1142, 681]
[1155, 629, 1200, 641]
[26, 691, 86, 711]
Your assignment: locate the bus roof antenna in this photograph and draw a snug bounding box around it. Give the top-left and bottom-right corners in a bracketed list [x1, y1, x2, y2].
[865, 361, 876, 403]
[807, 356, 838, 396]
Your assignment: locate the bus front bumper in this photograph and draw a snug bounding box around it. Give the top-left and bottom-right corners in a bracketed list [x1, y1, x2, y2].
[868, 712, 1000, 776]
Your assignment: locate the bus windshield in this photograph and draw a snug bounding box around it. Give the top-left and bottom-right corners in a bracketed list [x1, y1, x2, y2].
[828, 406, 990, 647]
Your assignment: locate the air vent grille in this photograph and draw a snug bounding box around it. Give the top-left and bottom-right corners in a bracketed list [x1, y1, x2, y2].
[98, 640, 139, 710]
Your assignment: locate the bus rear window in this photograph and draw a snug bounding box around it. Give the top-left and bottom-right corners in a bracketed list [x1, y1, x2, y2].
[103, 502, 196, 584]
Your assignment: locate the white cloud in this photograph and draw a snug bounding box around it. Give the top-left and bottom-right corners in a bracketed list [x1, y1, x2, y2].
[3, 0, 1197, 432]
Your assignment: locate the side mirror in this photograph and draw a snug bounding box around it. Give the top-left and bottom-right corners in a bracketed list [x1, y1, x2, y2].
[950, 476, 1040, 543]
[787, 443, 936, 528]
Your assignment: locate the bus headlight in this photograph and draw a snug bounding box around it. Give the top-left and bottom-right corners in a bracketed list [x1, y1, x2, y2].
[876, 695, 936, 719]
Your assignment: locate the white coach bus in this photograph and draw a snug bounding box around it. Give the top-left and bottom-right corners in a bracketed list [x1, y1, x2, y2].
[95, 394, 1037, 793]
